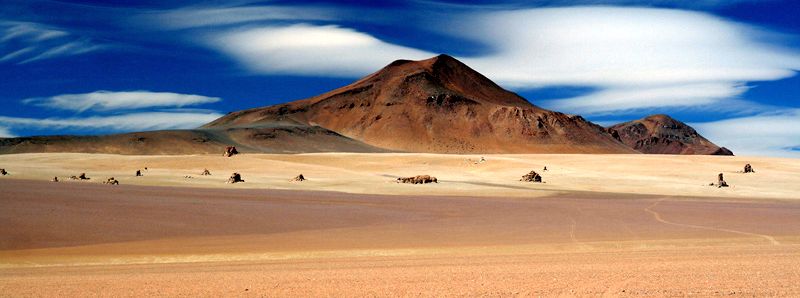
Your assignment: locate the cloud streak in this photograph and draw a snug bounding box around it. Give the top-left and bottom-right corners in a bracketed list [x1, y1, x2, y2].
[23, 90, 221, 113]
[1, 21, 106, 64]
[0, 112, 223, 133]
[692, 109, 800, 158]
[0, 126, 15, 138]
[211, 24, 436, 77]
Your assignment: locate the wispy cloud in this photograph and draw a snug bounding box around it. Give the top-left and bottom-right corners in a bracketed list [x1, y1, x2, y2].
[0, 21, 106, 64]
[23, 90, 221, 113]
[691, 109, 800, 158]
[0, 126, 15, 138]
[0, 112, 223, 133]
[154, 6, 338, 29]
[542, 82, 751, 115]
[211, 24, 436, 77]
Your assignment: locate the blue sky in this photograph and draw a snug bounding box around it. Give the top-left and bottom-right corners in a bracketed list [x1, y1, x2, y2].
[1, 0, 799, 157]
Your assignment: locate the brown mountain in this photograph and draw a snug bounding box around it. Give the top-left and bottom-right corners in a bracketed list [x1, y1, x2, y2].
[205, 54, 634, 154]
[0, 125, 386, 155]
[607, 114, 733, 155]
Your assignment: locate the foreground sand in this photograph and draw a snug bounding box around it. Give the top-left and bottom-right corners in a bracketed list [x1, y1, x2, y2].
[1, 153, 799, 199]
[1, 177, 800, 296]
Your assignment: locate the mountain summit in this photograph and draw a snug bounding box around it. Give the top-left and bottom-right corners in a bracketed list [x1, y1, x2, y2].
[607, 114, 733, 155]
[205, 55, 634, 153]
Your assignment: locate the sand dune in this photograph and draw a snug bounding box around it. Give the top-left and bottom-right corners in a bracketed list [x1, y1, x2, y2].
[0, 152, 798, 199]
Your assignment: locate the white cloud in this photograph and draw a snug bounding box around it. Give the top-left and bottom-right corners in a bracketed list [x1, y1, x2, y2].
[23, 90, 221, 113]
[0, 112, 223, 132]
[155, 6, 337, 29]
[692, 109, 800, 158]
[453, 7, 800, 87]
[0, 126, 15, 138]
[543, 82, 750, 115]
[210, 24, 436, 77]
[0, 21, 105, 64]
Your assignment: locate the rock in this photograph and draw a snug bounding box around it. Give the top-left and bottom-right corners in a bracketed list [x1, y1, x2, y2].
[521, 171, 543, 182]
[103, 177, 119, 185]
[397, 175, 438, 184]
[70, 173, 90, 180]
[744, 164, 755, 173]
[223, 146, 239, 157]
[227, 172, 244, 183]
[717, 173, 729, 188]
[290, 174, 306, 182]
[201, 168, 211, 175]
[0, 168, 7, 176]
[136, 170, 143, 177]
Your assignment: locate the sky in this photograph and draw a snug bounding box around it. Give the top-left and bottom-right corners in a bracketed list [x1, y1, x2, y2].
[1, 0, 799, 157]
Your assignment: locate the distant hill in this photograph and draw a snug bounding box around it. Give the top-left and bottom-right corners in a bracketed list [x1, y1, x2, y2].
[607, 114, 733, 155]
[0, 125, 386, 155]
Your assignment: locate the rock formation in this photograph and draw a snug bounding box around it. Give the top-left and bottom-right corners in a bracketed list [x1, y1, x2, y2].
[70, 173, 90, 180]
[521, 171, 543, 183]
[223, 146, 239, 157]
[227, 172, 244, 183]
[397, 175, 439, 184]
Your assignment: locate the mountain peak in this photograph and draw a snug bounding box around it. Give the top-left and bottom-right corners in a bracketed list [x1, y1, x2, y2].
[608, 114, 732, 155]
[204, 54, 634, 153]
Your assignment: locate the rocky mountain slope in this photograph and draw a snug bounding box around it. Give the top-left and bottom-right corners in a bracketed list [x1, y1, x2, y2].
[205, 54, 634, 154]
[607, 114, 733, 155]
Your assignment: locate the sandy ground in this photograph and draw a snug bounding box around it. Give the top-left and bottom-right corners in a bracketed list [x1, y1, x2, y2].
[1, 177, 799, 296]
[1, 152, 799, 199]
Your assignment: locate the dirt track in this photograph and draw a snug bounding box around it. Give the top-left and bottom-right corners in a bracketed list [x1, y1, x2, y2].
[1, 179, 799, 296]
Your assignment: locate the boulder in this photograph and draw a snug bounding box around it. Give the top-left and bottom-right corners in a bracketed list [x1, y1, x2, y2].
[0, 168, 7, 176]
[201, 168, 211, 176]
[744, 164, 755, 173]
[290, 174, 306, 182]
[223, 146, 239, 157]
[521, 171, 543, 183]
[716, 173, 729, 188]
[103, 177, 119, 185]
[227, 172, 244, 183]
[70, 173, 90, 180]
[397, 175, 438, 184]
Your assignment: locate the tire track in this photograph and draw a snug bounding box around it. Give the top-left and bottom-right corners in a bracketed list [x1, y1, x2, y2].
[645, 198, 780, 245]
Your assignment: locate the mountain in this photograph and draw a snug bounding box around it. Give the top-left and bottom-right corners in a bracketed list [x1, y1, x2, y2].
[0, 126, 386, 155]
[205, 54, 634, 154]
[607, 114, 733, 155]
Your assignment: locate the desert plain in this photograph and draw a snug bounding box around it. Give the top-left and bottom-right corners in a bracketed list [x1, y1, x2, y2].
[1, 152, 800, 296]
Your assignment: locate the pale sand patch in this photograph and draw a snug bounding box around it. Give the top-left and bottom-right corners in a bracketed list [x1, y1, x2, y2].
[0, 152, 798, 199]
